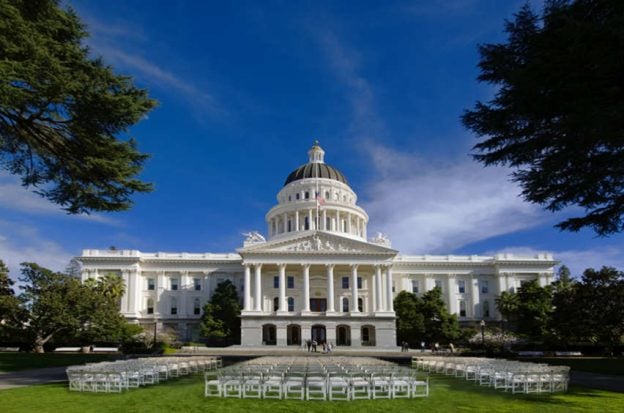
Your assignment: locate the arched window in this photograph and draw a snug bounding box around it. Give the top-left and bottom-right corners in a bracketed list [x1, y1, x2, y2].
[193, 298, 201, 315]
[287, 297, 294, 312]
[273, 297, 279, 312]
[342, 297, 349, 312]
[170, 297, 177, 315]
[147, 298, 154, 314]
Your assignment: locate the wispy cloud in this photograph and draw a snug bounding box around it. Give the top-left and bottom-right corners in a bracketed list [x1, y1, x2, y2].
[0, 174, 119, 225]
[313, 28, 385, 140]
[0, 220, 73, 278]
[80, 12, 223, 120]
[362, 142, 547, 253]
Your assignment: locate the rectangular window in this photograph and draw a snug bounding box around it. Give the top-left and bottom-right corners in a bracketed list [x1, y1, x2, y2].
[458, 280, 465, 294]
[287, 297, 294, 312]
[193, 278, 201, 291]
[305, 191, 310, 199]
[147, 278, 155, 291]
[147, 300, 154, 314]
[273, 276, 279, 289]
[287, 220, 291, 232]
[325, 191, 330, 199]
[342, 297, 349, 312]
[412, 280, 419, 294]
[483, 301, 490, 318]
[459, 300, 466, 317]
[287, 276, 294, 289]
[435, 279, 443, 290]
[171, 278, 179, 291]
[481, 280, 489, 294]
[392, 282, 395, 293]
[171, 299, 177, 315]
[304, 217, 310, 230]
[342, 277, 349, 289]
[296, 193, 300, 200]
[357, 277, 362, 289]
[326, 217, 331, 229]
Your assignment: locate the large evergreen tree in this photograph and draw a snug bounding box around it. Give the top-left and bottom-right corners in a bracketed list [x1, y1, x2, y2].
[394, 291, 425, 347]
[463, 0, 624, 235]
[0, 260, 22, 339]
[0, 0, 156, 213]
[200, 280, 241, 346]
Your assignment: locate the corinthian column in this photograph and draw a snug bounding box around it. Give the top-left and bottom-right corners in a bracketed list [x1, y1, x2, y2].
[243, 264, 251, 311]
[351, 264, 359, 312]
[385, 265, 394, 312]
[278, 264, 287, 313]
[254, 264, 262, 311]
[326, 264, 335, 313]
[302, 264, 310, 313]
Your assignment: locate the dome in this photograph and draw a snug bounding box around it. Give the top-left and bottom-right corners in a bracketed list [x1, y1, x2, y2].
[284, 141, 348, 186]
[284, 162, 348, 186]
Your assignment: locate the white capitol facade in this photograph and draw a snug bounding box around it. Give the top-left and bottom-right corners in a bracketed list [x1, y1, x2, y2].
[78, 143, 556, 348]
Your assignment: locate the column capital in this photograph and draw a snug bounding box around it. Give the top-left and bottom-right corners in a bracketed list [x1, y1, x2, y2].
[301, 263, 311, 269]
[276, 263, 286, 269]
[325, 263, 335, 269]
[350, 264, 359, 270]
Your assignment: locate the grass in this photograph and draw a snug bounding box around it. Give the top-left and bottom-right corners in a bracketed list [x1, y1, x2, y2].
[518, 358, 624, 376]
[2, 374, 624, 413]
[0, 353, 118, 372]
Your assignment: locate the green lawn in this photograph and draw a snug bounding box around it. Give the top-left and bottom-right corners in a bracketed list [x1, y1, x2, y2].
[0, 352, 117, 372]
[2, 374, 623, 413]
[519, 358, 624, 376]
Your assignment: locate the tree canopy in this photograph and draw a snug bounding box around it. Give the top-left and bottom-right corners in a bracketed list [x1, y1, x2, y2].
[0, 0, 156, 214]
[394, 287, 461, 347]
[462, 0, 624, 235]
[200, 280, 241, 346]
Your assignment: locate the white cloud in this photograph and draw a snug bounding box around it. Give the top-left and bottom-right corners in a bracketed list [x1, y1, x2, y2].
[313, 28, 384, 140]
[362, 143, 547, 253]
[0, 220, 73, 278]
[0, 173, 119, 225]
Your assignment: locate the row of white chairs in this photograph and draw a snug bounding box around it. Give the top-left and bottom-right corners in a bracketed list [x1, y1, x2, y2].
[67, 356, 222, 392]
[413, 356, 569, 394]
[205, 356, 429, 400]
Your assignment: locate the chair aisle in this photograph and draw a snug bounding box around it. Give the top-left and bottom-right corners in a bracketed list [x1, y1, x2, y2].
[412, 356, 569, 394]
[66, 356, 222, 393]
[204, 356, 429, 401]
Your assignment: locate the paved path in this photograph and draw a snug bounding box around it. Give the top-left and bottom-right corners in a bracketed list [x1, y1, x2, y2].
[0, 367, 67, 390]
[570, 370, 624, 393]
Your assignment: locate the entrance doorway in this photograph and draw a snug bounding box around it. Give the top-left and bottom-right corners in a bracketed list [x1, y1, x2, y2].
[311, 325, 326, 343]
[287, 324, 301, 345]
[336, 325, 351, 346]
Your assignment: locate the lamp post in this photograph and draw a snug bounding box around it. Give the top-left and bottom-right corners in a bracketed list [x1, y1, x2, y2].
[480, 320, 486, 349]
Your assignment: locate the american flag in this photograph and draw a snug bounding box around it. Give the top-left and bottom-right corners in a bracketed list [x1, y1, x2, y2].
[316, 193, 326, 205]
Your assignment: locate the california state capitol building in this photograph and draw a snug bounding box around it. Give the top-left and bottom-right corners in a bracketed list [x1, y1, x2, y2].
[77, 142, 557, 349]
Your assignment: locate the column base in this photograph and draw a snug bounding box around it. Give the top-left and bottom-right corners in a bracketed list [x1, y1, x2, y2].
[300, 310, 313, 316]
[373, 311, 396, 317]
[325, 310, 338, 316]
[242, 310, 265, 316]
[349, 311, 364, 317]
[276, 311, 290, 316]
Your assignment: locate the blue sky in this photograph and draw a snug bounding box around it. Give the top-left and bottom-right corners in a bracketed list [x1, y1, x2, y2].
[1, 0, 623, 279]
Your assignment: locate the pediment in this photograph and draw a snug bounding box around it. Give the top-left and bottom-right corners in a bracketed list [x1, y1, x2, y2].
[238, 231, 398, 257]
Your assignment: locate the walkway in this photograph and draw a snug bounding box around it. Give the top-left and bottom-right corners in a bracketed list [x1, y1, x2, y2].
[0, 367, 67, 390]
[570, 370, 624, 393]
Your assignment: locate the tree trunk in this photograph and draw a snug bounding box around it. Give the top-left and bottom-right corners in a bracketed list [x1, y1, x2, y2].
[34, 336, 45, 353]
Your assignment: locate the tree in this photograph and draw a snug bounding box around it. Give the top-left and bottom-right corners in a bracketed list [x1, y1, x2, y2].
[394, 291, 425, 347]
[200, 280, 241, 346]
[0, 260, 23, 339]
[0, 0, 156, 214]
[462, 1, 624, 235]
[495, 291, 519, 323]
[515, 280, 553, 342]
[575, 267, 624, 351]
[18, 263, 83, 352]
[420, 287, 461, 344]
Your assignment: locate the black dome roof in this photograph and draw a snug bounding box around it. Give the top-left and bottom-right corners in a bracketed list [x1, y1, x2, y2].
[284, 163, 348, 186]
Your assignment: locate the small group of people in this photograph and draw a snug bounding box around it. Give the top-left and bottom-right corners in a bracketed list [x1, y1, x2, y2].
[305, 339, 333, 353]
